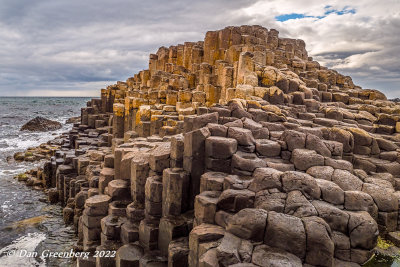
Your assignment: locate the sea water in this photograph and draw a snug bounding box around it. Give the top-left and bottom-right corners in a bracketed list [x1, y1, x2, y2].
[0, 97, 91, 266]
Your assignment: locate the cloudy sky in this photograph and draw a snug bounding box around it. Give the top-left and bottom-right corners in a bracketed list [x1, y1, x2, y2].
[0, 0, 399, 97]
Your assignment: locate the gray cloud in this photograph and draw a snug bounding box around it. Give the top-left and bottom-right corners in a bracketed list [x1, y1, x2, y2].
[0, 0, 399, 97]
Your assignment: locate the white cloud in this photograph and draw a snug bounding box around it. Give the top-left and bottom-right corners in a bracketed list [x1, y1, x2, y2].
[240, 0, 400, 97]
[0, 0, 398, 97]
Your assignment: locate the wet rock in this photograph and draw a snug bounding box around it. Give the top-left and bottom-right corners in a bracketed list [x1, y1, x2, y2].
[20, 116, 62, 131]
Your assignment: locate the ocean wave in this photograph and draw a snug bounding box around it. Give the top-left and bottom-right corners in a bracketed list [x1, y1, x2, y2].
[0, 166, 31, 177]
[0, 124, 72, 153]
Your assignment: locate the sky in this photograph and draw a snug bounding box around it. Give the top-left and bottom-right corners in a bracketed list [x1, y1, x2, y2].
[0, 0, 399, 98]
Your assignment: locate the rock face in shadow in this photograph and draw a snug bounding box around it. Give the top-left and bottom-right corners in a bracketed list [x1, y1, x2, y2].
[20, 116, 62, 131]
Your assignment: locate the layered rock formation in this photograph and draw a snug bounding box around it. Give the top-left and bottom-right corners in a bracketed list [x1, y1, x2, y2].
[36, 25, 400, 266]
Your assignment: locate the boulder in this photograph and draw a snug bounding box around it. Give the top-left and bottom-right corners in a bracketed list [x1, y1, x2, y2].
[227, 127, 255, 146]
[302, 216, 334, 267]
[205, 136, 237, 159]
[217, 189, 255, 212]
[254, 189, 286, 212]
[331, 169, 363, 191]
[291, 149, 324, 171]
[280, 130, 306, 151]
[312, 200, 349, 233]
[362, 183, 398, 212]
[348, 211, 378, 249]
[316, 179, 344, 205]
[281, 171, 321, 199]
[20, 116, 62, 131]
[306, 166, 334, 181]
[249, 168, 283, 192]
[264, 211, 306, 259]
[216, 232, 242, 266]
[226, 208, 268, 241]
[231, 151, 266, 172]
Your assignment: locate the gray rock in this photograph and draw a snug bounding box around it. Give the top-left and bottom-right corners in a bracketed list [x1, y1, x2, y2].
[325, 158, 353, 172]
[281, 171, 321, 199]
[255, 139, 281, 157]
[285, 190, 317, 217]
[217, 189, 255, 212]
[226, 208, 268, 241]
[362, 183, 398, 212]
[232, 151, 266, 172]
[207, 123, 228, 137]
[264, 211, 306, 259]
[312, 200, 349, 233]
[332, 169, 363, 191]
[306, 166, 334, 180]
[302, 216, 334, 267]
[255, 189, 286, 212]
[228, 127, 255, 146]
[251, 245, 302, 267]
[316, 179, 344, 205]
[115, 244, 144, 267]
[249, 168, 283, 192]
[280, 130, 306, 151]
[344, 191, 377, 218]
[20, 116, 62, 131]
[348, 211, 378, 249]
[205, 136, 237, 159]
[305, 133, 331, 157]
[216, 232, 241, 266]
[291, 149, 324, 171]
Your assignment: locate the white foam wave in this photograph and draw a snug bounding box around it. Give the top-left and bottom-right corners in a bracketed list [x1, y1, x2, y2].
[0, 123, 72, 154]
[0, 232, 47, 266]
[0, 167, 27, 177]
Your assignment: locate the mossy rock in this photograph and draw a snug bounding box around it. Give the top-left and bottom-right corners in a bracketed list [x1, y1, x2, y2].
[14, 152, 25, 161]
[16, 173, 28, 181]
[24, 156, 36, 162]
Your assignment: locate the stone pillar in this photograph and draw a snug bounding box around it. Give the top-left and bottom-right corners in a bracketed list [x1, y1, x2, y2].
[183, 127, 211, 208]
[101, 89, 107, 113]
[237, 51, 255, 85]
[113, 103, 125, 139]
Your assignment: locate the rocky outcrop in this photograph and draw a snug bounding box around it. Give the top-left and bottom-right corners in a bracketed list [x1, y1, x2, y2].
[21, 25, 400, 266]
[20, 116, 62, 131]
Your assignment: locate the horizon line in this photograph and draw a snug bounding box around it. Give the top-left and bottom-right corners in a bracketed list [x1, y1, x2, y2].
[0, 96, 98, 98]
